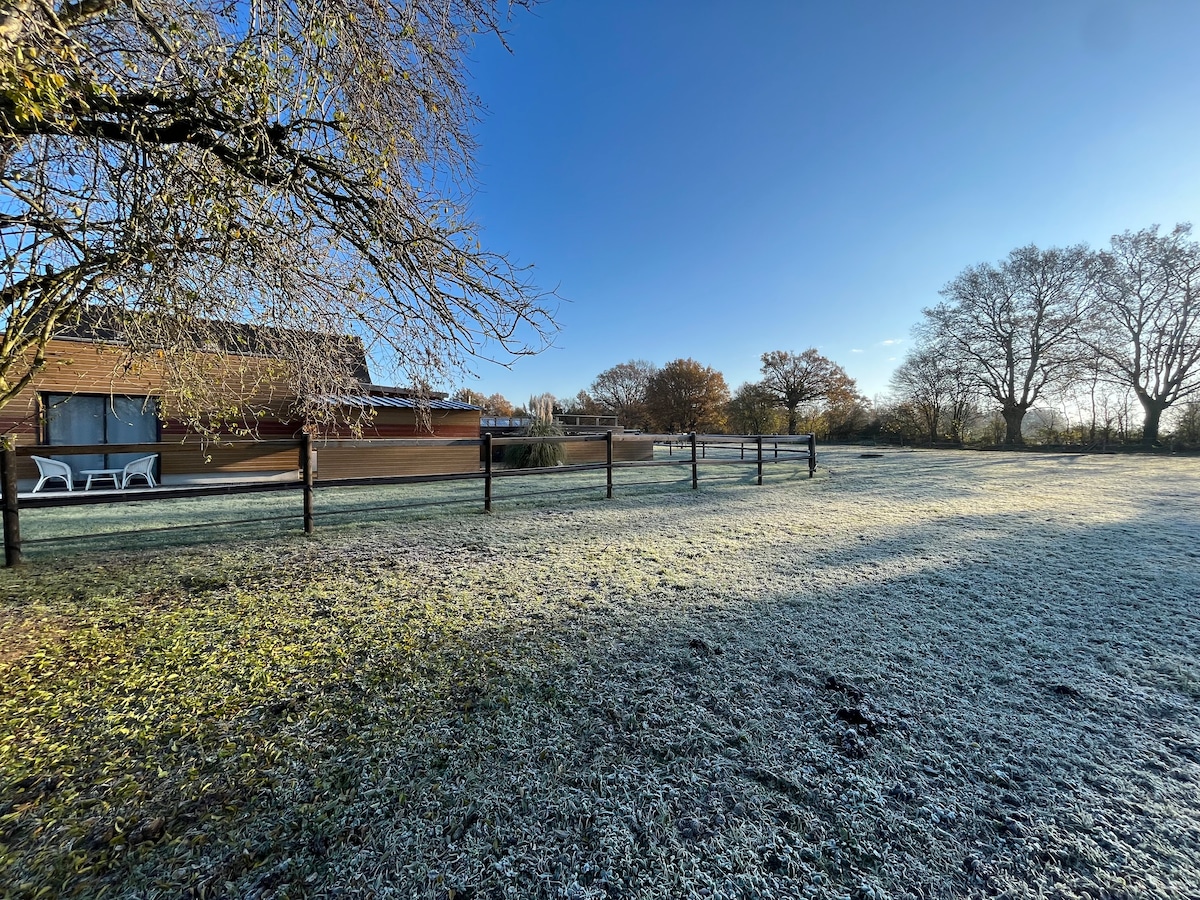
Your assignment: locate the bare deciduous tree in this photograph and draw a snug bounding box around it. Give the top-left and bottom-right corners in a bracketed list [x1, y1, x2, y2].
[926, 245, 1090, 446]
[890, 334, 978, 445]
[889, 348, 946, 445]
[1086, 224, 1200, 445]
[1, 0, 555, 431]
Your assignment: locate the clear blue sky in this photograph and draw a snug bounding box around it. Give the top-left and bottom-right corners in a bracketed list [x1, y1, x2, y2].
[448, 0, 1200, 405]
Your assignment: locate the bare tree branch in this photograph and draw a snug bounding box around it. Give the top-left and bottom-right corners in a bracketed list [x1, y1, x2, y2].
[1, 0, 557, 433]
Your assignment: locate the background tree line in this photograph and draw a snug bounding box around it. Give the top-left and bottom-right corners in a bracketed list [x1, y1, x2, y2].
[884, 224, 1200, 448]
[460, 349, 867, 438]
[464, 222, 1200, 450]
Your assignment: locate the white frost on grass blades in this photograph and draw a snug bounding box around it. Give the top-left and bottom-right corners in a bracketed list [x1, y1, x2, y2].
[10, 449, 1200, 898]
[230, 450, 1200, 897]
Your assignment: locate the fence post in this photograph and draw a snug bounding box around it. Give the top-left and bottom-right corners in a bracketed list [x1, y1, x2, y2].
[808, 433, 817, 478]
[300, 433, 314, 535]
[756, 435, 763, 486]
[605, 430, 613, 499]
[774, 441, 778, 459]
[483, 432, 493, 513]
[1, 440, 22, 567]
[690, 432, 698, 489]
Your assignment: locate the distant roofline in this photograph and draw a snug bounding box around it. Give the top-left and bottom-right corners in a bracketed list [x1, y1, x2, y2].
[326, 393, 481, 412]
[359, 382, 449, 401]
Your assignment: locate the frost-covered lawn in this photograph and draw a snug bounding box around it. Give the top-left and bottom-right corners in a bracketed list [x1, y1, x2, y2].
[2, 448, 1198, 899]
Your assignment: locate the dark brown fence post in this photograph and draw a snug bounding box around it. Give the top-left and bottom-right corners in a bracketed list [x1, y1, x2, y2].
[808, 433, 817, 478]
[300, 433, 314, 535]
[756, 435, 763, 486]
[605, 430, 613, 499]
[483, 433, 493, 512]
[690, 432, 698, 490]
[1, 440, 22, 566]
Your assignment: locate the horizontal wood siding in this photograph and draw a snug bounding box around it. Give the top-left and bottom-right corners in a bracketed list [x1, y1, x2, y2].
[315, 445, 479, 480]
[4, 338, 295, 426]
[563, 437, 655, 464]
[352, 408, 479, 439]
[159, 445, 300, 475]
[3, 338, 483, 482]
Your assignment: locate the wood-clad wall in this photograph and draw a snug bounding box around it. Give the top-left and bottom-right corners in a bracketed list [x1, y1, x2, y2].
[562, 437, 655, 464]
[2, 338, 483, 483]
[2, 339, 155, 442]
[314, 409, 483, 480]
[314, 445, 479, 480]
[2, 338, 299, 481]
[348, 408, 480, 439]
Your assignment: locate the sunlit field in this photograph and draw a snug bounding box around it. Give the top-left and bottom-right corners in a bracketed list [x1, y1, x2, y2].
[2, 448, 1198, 899]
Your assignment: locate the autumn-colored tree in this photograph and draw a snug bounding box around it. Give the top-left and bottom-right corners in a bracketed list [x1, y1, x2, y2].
[759, 349, 859, 434]
[452, 389, 488, 408]
[452, 390, 517, 417]
[588, 360, 656, 429]
[485, 393, 515, 418]
[726, 382, 785, 434]
[645, 359, 729, 433]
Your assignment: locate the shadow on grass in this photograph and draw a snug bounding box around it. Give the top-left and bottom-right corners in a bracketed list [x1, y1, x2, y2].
[4, 453, 1195, 897]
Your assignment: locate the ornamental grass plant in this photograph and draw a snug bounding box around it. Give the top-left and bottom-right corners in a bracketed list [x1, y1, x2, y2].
[503, 393, 566, 468]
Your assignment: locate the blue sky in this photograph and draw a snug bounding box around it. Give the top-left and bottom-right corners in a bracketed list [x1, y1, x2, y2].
[450, 0, 1200, 404]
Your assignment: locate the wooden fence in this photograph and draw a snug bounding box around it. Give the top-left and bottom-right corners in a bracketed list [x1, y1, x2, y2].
[0, 432, 816, 566]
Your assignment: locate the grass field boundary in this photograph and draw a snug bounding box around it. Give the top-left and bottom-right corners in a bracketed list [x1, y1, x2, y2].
[0, 432, 816, 564]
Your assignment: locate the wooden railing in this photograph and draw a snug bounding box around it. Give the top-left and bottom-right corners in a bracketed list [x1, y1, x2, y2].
[0, 432, 816, 566]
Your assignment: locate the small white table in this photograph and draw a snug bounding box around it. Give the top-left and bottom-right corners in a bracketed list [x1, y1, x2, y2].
[81, 468, 123, 490]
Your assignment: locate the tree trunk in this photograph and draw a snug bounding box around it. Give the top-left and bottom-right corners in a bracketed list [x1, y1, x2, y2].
[786, 406, 798, 435]
[1002, 407, 1026, 446]
[1140, 397, 1166, 447]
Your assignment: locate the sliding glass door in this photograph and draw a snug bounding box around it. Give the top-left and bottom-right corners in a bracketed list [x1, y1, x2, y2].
[43, 394, 159, 478]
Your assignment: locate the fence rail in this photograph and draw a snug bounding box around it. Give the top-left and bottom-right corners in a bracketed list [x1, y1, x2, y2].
[0, 431, 816, 566]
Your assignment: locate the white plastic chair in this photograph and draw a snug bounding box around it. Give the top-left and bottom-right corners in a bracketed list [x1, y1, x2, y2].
[32, 456, 74, 492]
[121, 455, 158, 489]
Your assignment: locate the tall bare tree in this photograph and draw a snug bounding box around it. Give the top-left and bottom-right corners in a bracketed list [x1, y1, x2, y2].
[889, 348, 948, 445]
[926, 244, 1090, 446]
[759, 348, 857, 435]
[890, 334, 978, 444]
[645, 358, 729, 433]
[562, 389, 604, 416]
[1, 0, 555, 429]
[1086, 225, 1200, 445]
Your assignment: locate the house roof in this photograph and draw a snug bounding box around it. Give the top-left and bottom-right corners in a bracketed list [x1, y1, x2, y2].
[356, 382, 450, 401]
[328, 394, 481, 411]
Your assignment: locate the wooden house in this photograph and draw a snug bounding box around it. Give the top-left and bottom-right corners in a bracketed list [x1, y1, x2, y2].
[0, 318, 482, 489]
